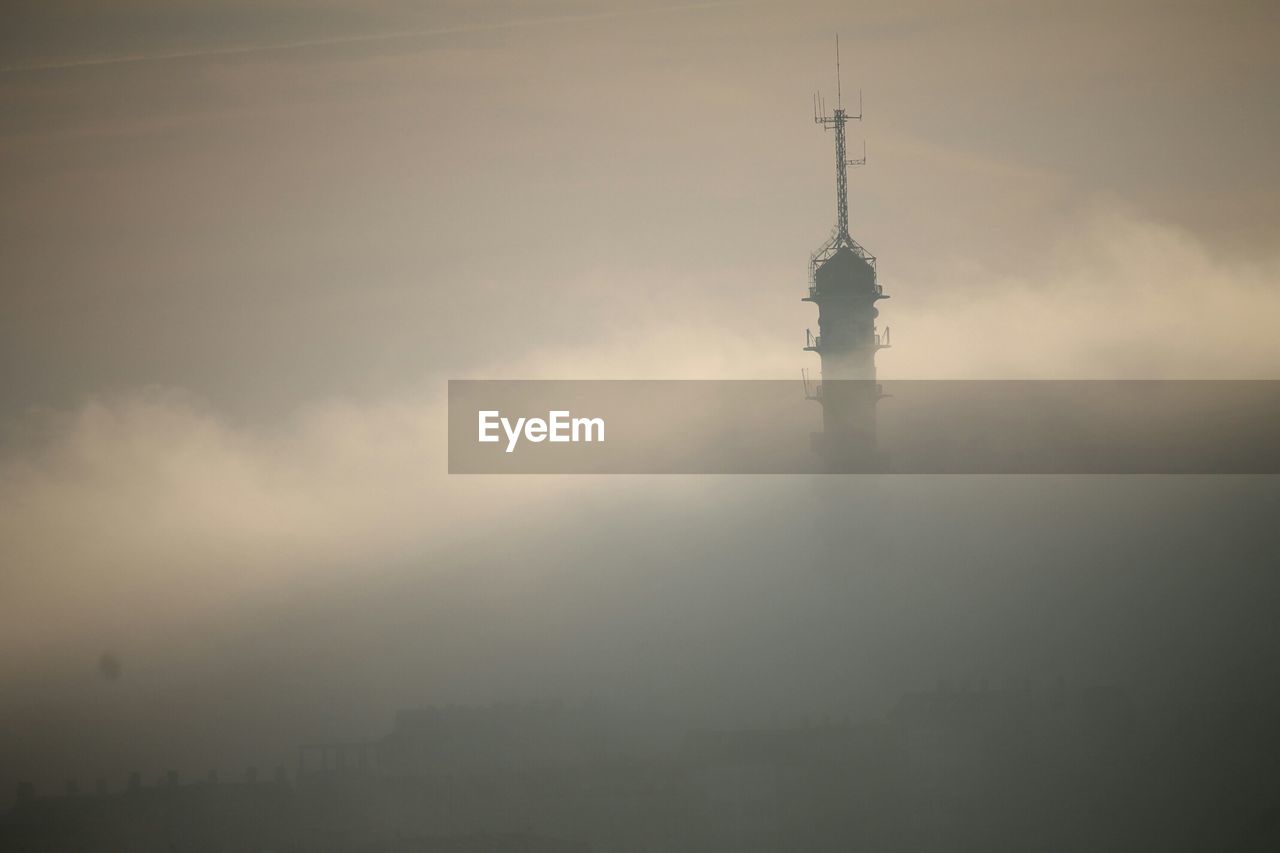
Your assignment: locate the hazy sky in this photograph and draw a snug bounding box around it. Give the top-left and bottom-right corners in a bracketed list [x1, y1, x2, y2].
[3, 0, 1278, 415]
[1, 0, 1278, 801]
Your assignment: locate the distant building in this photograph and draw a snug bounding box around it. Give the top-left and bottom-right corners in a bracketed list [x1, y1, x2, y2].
[4, 687, 1150, 852]
[803, 53, 890, 473]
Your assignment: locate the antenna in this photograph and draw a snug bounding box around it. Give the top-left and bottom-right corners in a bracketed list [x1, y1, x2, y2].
[849, 139, 866, 168]
[811, 36, 873, 268]
[836, 33, 842, 107]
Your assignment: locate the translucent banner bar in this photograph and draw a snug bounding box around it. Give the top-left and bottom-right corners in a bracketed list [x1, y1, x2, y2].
[448, 380, 1280, 474]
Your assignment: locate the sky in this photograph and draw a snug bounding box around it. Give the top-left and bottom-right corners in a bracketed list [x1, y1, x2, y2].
[1, 0, 1278, 800]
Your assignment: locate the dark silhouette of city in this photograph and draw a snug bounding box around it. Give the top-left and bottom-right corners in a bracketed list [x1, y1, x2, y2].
[7, 681, 1280, 851]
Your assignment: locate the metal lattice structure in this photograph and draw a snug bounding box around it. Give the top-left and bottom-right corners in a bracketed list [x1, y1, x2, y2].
[811, 35, 874, 286]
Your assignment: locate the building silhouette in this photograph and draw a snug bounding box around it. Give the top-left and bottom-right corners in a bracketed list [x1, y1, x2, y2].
[802, 39, 890, 473]
[2, 686, 1156, 852]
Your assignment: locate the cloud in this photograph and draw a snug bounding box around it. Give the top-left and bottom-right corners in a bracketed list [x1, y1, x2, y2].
[0, 207, 1276, 677]
[0, 388, 459, 665]
[888, 205, 1280, 379]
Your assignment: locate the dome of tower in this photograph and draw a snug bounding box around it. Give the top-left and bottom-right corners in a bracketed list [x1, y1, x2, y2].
[814, 245, 877, 297]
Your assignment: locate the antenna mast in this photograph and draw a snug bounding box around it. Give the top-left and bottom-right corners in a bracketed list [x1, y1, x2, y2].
[814, 34, 864, 248]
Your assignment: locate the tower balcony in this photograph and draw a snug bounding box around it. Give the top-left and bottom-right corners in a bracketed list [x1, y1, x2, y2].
[800, 380, 890, 404]
[803, 281, 886, 302]
[802, 328, 892, 352]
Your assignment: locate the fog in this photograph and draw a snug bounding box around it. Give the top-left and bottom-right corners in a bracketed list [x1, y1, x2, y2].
[1, 1, 1278, 842]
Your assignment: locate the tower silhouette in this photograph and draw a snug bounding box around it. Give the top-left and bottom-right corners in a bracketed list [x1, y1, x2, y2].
[803, 36, 889, 471]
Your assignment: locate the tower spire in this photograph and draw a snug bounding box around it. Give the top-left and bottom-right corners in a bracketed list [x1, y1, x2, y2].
[814, 35, 864, 247]
[836, 32, 842, 107]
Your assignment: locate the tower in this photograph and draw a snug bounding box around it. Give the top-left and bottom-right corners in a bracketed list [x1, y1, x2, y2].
[803, 36, 889, 470]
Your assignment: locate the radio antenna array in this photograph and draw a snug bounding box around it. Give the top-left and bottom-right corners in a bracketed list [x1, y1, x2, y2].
[812, 34, 872, 268]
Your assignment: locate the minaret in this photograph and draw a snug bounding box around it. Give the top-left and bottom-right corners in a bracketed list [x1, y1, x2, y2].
[804, 36, 889, 470]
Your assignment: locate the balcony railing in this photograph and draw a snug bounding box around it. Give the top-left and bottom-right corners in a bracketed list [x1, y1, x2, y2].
[804, 327, 892, 350]
[807, 282, 885, 300]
